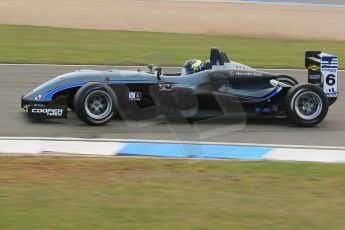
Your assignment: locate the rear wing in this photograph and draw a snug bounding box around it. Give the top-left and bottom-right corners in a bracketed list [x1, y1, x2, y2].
[305, 51, 338, 97]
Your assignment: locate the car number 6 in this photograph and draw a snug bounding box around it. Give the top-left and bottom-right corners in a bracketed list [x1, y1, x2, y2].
[326, 74, 336, 86]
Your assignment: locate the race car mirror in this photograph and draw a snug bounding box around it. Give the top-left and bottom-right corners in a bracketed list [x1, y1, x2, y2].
[155, 67, 162, 80]
[321, 53, 338, 97]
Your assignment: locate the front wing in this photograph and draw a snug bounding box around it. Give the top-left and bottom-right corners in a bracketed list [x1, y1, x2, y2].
[22, 95, 68, 119]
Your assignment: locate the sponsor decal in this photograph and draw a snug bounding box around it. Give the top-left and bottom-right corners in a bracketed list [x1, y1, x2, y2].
[228, 71, 263, 77]
[309, 74, 321, 80]
[31, 108, 64, 117]
[321, 55, 338, 97]
[228, 71, 236, 77]
[129, 92, 141, 101]
[308, 65, 320, 71]
[34, 94, 42, 101]
[321, 56, 338, 69]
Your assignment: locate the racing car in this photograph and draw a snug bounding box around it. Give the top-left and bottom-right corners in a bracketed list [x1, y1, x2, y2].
[21, 48, 338, 127]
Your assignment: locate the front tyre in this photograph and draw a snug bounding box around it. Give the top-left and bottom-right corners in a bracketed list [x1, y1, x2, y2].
[74, 83, 117, 125]
[284, 84, 328, 127]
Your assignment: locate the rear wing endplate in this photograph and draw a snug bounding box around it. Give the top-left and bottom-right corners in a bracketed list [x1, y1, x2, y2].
[305, 51, 338, 97]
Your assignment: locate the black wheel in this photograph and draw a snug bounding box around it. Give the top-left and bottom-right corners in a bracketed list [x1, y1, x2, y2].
[284, 84, 328, 127]
[74, 83, 117, 125]
[277, 75, 299, 86]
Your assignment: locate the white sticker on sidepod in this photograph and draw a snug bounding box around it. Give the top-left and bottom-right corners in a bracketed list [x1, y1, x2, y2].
[129, 92, 141, 101]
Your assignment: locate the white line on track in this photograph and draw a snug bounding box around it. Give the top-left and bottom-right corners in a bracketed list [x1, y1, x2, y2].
[172, 0, 345, 7]
[1, 137, 345, 151]
[3, 137, 345, 162]
[0, 139, 125, 156]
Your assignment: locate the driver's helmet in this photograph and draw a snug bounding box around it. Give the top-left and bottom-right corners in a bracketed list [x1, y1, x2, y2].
[183, 59, 205, 75]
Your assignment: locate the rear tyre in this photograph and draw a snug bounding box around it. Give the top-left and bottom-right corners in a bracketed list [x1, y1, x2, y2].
[284, 84, 328, 127]
[74, 83, 117, 125]
[277, 75, 299, 86]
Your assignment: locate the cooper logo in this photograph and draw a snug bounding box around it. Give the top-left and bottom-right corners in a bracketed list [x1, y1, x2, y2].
[31, 108, 64, 117]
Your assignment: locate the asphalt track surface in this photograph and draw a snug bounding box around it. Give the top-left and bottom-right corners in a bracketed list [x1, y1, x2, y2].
[1, 64, 344, 147]
[202, 0, 345, 4]
[196, 0, 345, 4]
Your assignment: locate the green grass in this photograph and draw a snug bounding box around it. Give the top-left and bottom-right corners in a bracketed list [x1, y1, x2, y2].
[0, 25, 344, 68]
[0, 156, 345, 230]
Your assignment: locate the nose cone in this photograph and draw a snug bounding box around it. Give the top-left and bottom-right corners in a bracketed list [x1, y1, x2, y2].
[21, 70, 106, 108]
[22, 91, 36, 101]
[22, 85, 49, 103]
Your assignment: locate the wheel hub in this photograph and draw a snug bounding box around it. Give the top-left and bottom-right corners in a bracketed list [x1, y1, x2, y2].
[294, 91, 322, 120]
[84, 90, 113, 119]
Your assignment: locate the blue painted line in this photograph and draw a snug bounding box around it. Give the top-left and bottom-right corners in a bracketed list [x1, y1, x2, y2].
[118, 143, 273, 160]
[230, 0, 345, 7]
[44, 81, 158, 100]
[44, 81, 193, 100]
[258, 87, 283, 101]
[44, 82, 87, 100]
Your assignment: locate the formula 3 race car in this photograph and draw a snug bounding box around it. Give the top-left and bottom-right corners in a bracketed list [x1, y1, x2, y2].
[21, 48, 338, 127]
